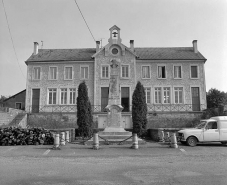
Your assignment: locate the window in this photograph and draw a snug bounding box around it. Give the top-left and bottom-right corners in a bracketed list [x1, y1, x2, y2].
[174, 87, 183, 104]
[158, 66, 166, 79]
[60, 88, 67, 104]
[163, 87, 170, 104]
[69, 88, 76, 104]
[112, 48, 119, 55]
[142, 66, 150, 79]
[81, 66, 89, 79]
[121, 65, 129, 78]
[33, 67, 41, 80]
[49, 67, 57, 80]
[154, 87, 171, 104]
[206, 122, 217, 129]
[65, 67, 73, 80]
[144, 87, 151, 104]
[191, 66, 198, 78]
[15, 102, 22, 109]
[154, 87, 161, 104]
[102, 66, 109, 78]
[174, 66, 182, 79]
[48, 88, 57, 105]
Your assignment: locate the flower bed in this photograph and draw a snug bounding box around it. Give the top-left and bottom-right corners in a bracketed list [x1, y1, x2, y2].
[0, 127, 54, 146]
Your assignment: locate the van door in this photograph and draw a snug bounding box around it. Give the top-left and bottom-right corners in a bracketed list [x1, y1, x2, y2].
[219, 121, 227, 140]
[203, 121, 219, 141]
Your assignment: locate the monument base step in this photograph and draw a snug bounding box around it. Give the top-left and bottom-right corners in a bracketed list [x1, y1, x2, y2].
[99, 131, 132, 136]
[102, 127, 129, 132]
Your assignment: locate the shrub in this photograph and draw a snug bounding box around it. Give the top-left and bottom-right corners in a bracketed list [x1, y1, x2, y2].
[77, 82, 93, 138]
[132, 81, 147, 137]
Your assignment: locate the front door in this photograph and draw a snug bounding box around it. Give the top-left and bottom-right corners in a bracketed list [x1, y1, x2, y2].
[203, 121, 219, 141]
[101, 87, 109, 112]
[32, 89, 40, 113]
[191, 87, 200, 111]
[121, 87, 129, 112]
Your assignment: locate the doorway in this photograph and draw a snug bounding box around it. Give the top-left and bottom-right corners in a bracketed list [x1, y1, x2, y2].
[32, 89, 40, 113]
[101, 87, 109, 112]
[191, 87, 200, 111]
[121, 87, 130, 112]
[15, 102, 22, 109]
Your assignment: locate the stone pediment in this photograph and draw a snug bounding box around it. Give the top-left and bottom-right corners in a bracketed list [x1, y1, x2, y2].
[92, 43, 138, 58]
[92, 25, 138, 58]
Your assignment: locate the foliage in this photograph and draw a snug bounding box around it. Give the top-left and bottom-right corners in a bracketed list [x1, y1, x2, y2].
[0, 127, 54, 146]
[76, 81, 93, 138]
[207, 88, 227, 108]
[132, 81, 147, 136]
[0, 95, 8, 103]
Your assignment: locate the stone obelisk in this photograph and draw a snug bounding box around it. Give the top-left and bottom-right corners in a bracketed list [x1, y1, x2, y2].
[103, 59, 125, 132]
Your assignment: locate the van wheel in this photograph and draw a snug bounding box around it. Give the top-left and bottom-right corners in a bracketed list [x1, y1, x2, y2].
[186, 137, 197, 147]
[221, 142, 227, 145]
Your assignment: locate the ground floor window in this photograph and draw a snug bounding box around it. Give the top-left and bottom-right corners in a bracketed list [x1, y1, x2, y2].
[15, 102, 22, 109]
[60, 88, 67, 104]
[144, 87, 151, 104]
[69, 88, 76, 104]
[48, 88, 76, 105]
[48, 88, 57, 105]
[163, 87, 170, 104]
[154, 87, 171, 104]
[154, 87, 162, 104]
[174, 87, 183, 104]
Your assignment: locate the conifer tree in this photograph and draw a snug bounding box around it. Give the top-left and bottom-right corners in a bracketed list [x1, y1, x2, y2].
[77, 81, 93, 138]
[132, 81, 147, 137]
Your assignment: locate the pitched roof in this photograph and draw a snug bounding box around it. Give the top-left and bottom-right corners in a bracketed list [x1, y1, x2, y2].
[135, 47, 206, 60]
[26, 48, 96, 63]
[25, 47, 206, 63]
[3, 89, 26, 102]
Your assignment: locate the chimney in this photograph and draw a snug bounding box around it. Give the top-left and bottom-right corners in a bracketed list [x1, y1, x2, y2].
[130, 40, 134, 52]
[33, 42, 39, 55]
[192, 40, 198, 53]
[96, 41, 100, 52]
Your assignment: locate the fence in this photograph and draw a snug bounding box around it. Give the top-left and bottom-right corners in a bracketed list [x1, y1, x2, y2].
[25, 104, 206, 113]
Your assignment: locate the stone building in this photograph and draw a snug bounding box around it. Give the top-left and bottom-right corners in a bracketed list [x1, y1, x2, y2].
[3, 89, 26, 110]
[25, 25, 207, 128]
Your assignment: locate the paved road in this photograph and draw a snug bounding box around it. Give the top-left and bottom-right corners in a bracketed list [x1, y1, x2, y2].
[0, 142, 226, 185]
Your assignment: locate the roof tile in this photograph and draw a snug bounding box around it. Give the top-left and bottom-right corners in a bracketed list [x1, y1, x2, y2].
[25, 47, 206, 63]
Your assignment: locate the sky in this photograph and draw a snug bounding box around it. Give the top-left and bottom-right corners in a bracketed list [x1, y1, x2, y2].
[0, 0, 227, 96]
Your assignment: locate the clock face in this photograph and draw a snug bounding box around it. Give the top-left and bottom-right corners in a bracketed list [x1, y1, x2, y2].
[112, 48, 119, 55]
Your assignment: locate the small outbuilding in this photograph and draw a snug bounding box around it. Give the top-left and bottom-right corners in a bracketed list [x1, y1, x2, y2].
[3, 89, 26, 110]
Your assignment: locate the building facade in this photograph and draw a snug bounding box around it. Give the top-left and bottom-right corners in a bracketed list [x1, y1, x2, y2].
[3, 89, 26, 110]
[25, 26, 207, 123]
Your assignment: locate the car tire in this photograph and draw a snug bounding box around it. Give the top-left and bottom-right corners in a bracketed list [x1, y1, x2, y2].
[221, 142, 227, 145]
[186, 136, 197, 147]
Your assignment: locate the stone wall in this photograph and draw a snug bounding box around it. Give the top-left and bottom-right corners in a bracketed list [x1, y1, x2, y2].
[26, 62, 94, 111]
[94, 49, 136, 106]
[27, 113, 77, 129]
[148, 128, 183, 141]
[136, 60, 206, 105]
[147, 112, 202, 129]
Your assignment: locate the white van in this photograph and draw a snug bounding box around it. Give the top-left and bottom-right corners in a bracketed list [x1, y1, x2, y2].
[178, 116, 227, 146]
